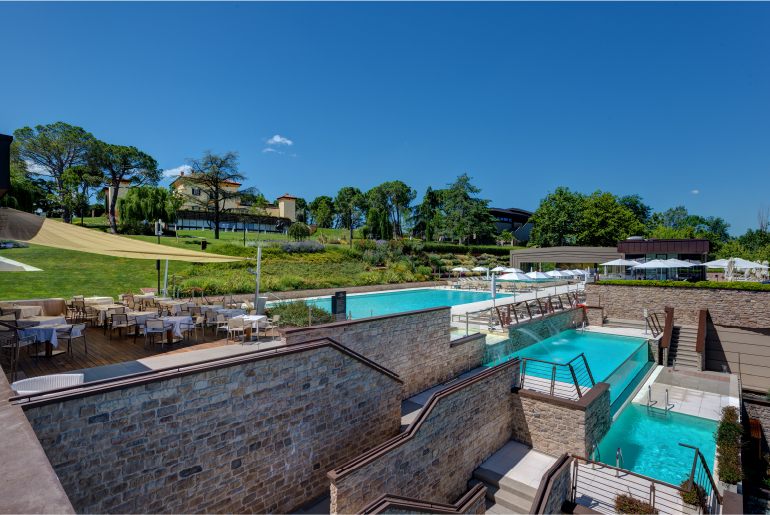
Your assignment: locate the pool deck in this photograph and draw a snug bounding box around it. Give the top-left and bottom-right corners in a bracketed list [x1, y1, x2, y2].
[632, 365, 739, 421]
[583, 325, 663, 342]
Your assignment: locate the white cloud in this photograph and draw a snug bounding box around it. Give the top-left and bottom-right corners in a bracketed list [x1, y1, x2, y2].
[290, 154, 298, 157]
[262, 148, 277, 153]
[163, 165, 191, 178]
[25, 160, 51, 175]
[690, 190, 699, 195]
[265, 134, 293, 146]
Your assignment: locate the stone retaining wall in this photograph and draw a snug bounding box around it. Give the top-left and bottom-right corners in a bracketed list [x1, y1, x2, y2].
[22, 342, 402, 514]
[511, 384, 611, 458]
[586, 283, 770, 329]
[448, 334, 489, 378]
[328, 360, 521, 514]
[280, 308, 451, 399]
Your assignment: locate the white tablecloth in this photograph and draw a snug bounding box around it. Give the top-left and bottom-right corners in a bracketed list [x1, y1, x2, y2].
[18, 320, 80, 348]
[83, 297, 115, 306]
[93, 305, 128, 324]
[157, 316, 192, 338]
[218, 309, 246, 318]
[3, 305, 43, 318]
[231, 315, 267, 328]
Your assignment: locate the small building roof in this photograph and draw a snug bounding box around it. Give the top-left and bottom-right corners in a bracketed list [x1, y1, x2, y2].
[169, 174, 242, 188]
[277, 193, 297, 200]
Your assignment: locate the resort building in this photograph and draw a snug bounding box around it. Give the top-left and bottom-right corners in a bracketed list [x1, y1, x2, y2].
[489, 207, 533, 243]
[101, 179, 131, 214]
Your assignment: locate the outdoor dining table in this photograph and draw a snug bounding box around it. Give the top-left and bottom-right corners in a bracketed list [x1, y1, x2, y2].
[218, 309, 246, 318]
[4, 305, 43, 318]
[93, 304, 128, 325]
[156, 315, 193, 344]
[0, 298, 67, 317]
[231, 314, 267, 341]
[17, 316, 77, 357]
[83, 296, 115, 306]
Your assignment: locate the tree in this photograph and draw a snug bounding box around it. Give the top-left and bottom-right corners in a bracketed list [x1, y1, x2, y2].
[309, 196, 335, 228]
[659, 206, 689, 229]
[576, 191, 646, 247]
[334, 187, 367, 246]
[411, 187, 448, 241]
[0, 159, 43, 212]
[63, 164, 104, 224]
[181, 150, 255, 239]
[295, 197, 309, 224]
[90, 141, 161, 234]
[288, 222, 311, 241]
[619, 194, 652, 228]
[116, 187, 174, 224]
[527, 187, 586, 247]
[442, 174, 497, 244]
[12, 122, 95, 223]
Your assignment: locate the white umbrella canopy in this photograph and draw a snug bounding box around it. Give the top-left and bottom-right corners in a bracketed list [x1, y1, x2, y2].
[702, 258, 768, 269]
[504, 267, 524, 273]
[526, 271, 552, 280]
[491, 266, 507, 272]
[545, 270, 571, 278]
[569, 269, 587, 276]
[664, 259, 697, 267]
[472, 266, 489, 271]
[0, 256, 42, 272]
[631, 259, 679, 269]
[498, 272, 532, 282]
[600, 259, 641, 266]
[451, 267, 470, 272]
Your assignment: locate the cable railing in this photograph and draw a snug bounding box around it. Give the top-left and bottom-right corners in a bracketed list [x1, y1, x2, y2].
[516, 352, 595, 400]
[570, 444, 722, 515]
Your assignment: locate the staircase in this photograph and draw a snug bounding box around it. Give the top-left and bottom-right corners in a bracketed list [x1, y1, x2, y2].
[668, 325, 699, 371]
[468, 467, 537, 514]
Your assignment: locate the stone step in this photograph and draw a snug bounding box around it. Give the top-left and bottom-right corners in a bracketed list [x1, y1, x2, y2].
[603, 318, 646, 329]
[468, 478, 534, 514]
[472, 467, 538, 501]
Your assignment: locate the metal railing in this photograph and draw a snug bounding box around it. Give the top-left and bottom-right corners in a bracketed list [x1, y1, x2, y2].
[518, 352, 595, 399]
[570, 444, 722, 515]
[645, 312, 665, 337]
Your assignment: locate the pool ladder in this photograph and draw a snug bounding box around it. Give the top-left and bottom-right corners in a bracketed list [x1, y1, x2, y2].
[616, 447, 624, 477]
[590, 442, 600, 469]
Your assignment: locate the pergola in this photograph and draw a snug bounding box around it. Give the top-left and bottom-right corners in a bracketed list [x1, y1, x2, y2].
[509, 246, 621, 269]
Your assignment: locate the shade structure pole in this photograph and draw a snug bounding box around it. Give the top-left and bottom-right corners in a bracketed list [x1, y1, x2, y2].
[163, 260, 169, 296]
[254, 247, 261, 306]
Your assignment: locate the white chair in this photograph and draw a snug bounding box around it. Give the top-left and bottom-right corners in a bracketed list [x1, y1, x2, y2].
[180, 315, 205, 343]
[227, 318, 246, 344]
[11, 373, 84, 396]
[144, 319, 172, 349]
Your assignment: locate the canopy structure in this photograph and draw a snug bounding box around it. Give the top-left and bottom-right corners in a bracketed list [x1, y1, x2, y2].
[600, 259, 641, 267]
[0, 208, 246, 263]
[0, 255, 42, 272]
[498, 272, 532, 282]
[703, 258, 768, 269]
[664, 259, 698, 267]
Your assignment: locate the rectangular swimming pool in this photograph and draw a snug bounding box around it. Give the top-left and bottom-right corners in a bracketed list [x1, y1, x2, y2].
[306, 288, 514, 318]
[598, 403, 717, 486]
[488, 330, 651, 405]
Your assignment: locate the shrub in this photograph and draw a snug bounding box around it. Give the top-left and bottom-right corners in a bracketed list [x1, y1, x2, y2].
[420, 242, 522, 256]
[264, 300, 335, 328]
[416, 266, 433, 276]
[614, 493, 659, 514]
[287, 222, 311, 241]
[678, 478, 706, 507]
[280, 240, 324, 253]
[117, 219, 154, 236]
[716, 406, 743, 484]
[596, 279, 770, 291]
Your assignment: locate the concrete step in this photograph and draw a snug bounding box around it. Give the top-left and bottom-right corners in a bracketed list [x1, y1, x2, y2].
[603, 318, 646, 329]
[468, 478, 534, 514]
[472, 467, 538, 501]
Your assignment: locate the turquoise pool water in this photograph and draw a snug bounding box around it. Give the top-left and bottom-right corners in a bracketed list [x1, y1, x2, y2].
[488, 330, 650, 404]
[598, 403, 718, 486]
[307, 289, 513, 318]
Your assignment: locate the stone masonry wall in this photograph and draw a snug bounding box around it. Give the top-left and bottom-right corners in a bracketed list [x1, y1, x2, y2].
[281, 308, 451, 399]
[584, 307, 603, 327]
[745, 397, 770, 455]
[511, 385, 611, 458]
[23, 345, 402, 514]
[587, 283, 770, 329]
[448, 334, 488, 378]
[541, 459, 572, 515]
[329, 362, 521, 514]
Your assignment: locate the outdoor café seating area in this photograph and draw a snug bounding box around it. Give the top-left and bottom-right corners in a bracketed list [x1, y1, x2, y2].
[0, 294, 281, 387]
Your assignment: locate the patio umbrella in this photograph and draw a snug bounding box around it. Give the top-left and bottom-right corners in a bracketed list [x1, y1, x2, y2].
[599, 259, 641, 266]
[545, 270, 571, 278]
[0, 256, 42, 272]
[703, 258, 768, 269]
[498, 272, 532, 282]
[452, 266, 470, 278]
[504, 267, 524, 273]
[491, 266, 507, 275]
[472, 266, 490, 279]
[631, 259, 677, 269]
[664, 259, 697, 267]
[526, 271, 551, 279]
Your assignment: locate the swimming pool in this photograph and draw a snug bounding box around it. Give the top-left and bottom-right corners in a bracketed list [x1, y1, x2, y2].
[307, 288, 513, 318]
[597, 403, 717, 486]
[487, 330, 651, 404]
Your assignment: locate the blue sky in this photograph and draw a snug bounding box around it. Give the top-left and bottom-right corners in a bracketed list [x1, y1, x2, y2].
[1, 2, 768, 235]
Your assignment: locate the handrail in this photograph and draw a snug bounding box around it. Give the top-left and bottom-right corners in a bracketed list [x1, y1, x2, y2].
[679, 443, 723, 506]
[661, 306, 675, 349]
[263, 291, 284, 303]
[695, 308, 708, 353]
[616, 447, 624, 477]
[519, 352, 594, 400]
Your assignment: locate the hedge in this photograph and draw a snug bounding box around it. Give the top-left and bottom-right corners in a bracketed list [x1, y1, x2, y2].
[716, 406, 742, 484]
[419, 242, 523, 256]
[596, 280, 770, 291]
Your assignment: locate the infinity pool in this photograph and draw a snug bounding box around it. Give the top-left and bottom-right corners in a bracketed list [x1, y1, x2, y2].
[307, 288, 513, 318]
[488, 330, 651, 405]
[598, 403, 717, 486]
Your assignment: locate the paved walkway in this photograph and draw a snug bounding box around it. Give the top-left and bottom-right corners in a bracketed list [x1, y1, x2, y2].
[631, 365, 739, 421]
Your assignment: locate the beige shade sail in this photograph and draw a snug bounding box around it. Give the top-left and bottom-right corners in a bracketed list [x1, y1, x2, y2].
[0, 207, 246, 263]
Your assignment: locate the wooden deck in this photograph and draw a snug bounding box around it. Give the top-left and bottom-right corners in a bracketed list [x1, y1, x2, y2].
[3, 324, 281, 382]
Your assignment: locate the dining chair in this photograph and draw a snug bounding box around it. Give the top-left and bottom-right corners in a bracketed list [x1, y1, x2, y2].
[226, 318, 246, 344]
[56, 324, 87, 356]
[144, 318, 172, 349]
[108, 314, 136, 340]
